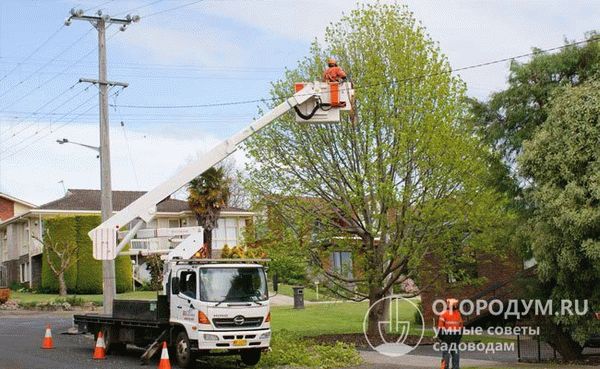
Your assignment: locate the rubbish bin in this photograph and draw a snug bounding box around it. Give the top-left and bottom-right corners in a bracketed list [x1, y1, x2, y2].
[292, 286, 304, 309]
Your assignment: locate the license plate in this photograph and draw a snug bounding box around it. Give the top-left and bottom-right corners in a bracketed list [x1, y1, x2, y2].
[233, 339, 247, 347]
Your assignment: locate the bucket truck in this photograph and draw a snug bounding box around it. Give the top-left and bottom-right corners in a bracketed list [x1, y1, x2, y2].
[73, 81, 353, 367]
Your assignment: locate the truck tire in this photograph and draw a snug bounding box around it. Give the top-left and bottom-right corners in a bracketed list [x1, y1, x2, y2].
[97, 326, 126, 355]
[240, 349, 261, 366]
[174, 330, 195, 368]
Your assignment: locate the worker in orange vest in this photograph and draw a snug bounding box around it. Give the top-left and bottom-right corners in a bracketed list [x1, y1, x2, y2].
[437, 298, 464, 369]
[323, 57, 347, 83]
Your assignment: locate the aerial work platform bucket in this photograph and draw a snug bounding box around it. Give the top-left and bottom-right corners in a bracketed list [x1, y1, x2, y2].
[294, 81, 353, 123]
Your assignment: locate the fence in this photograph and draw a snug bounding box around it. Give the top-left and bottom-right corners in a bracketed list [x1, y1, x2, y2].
[517, 332, 558, 362]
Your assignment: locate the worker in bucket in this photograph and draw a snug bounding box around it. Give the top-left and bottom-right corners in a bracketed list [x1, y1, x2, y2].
[323, 57, 347, 82]
[437, 298, 464, 369]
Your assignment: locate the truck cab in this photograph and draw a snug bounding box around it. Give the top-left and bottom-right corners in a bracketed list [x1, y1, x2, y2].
[167, 260, 271, 367]
[74, 259, 271, 368]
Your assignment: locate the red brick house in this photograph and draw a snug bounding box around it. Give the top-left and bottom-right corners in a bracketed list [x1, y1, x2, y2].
[418, 251, 529, 326]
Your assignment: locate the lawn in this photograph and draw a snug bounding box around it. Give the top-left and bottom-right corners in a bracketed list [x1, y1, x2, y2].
[270, 299, 420, 336]
[10, 290, 156, 304]
[274, 284, 336, 302]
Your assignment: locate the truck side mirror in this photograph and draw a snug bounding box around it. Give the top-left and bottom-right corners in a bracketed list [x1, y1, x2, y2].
[172, 277, 180, 295]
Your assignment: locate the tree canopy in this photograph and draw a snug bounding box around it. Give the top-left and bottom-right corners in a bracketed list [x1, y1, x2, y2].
[519, 79, 600, 354]
[245, 3, 511, 333]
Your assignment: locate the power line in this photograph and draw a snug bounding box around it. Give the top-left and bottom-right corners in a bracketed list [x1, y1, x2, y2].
[0, 102, 99, 162]
[142, 0, 205, 18]
[2, 85, 90, 143]
[0, 82, 82, 139]
[111, 35, 600, 110]
[0, 88, 122, 162]
[0, 28, 92, 101]
[0, 29, 120, 135]
[83, 0, 116, 12]
[114, 0, 166, 16]
[0, 90, 97, 157]
[0, 25, 65, 84]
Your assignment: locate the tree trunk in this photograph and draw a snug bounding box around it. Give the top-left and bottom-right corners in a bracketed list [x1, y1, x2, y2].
[204, 228, 212, 259]
[366, 287, 386, 336]
[58, 272, 67, 296]
[545, 321, 584, 361]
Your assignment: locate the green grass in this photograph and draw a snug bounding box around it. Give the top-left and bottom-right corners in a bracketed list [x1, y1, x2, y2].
[270, 299, 421, 336]
[274, 284, 335, 302]
[10, 290, 156, 305]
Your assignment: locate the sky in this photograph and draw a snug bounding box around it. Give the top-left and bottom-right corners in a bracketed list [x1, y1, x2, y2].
[0, 0, 598, 205]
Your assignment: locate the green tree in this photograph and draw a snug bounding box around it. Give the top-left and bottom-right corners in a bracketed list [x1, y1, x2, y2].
[519, 80, 600, 359]
[188, 167, 231, 258]
[245, 3, 511, 334]
[472, 32, 600, 164]
[38, 217, 79, 296]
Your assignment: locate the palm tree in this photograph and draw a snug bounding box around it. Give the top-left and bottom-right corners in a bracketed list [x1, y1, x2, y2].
[187, 167, 231, 258]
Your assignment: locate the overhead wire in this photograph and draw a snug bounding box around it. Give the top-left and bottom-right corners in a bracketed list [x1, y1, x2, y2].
[112, 91, 140, 188]
[0, 88, 123, 162]
[0, 88, 97, 157]
[0, 29, 120, 142]
[2, 85, 90, 143]
[0, 25, 65, 85]
[111, 35, 600, 110]
[0, 81, 82, 139]
[0, 28, 93, 101]
[83, 0, 117, 12]
[142, 0, 205, 18]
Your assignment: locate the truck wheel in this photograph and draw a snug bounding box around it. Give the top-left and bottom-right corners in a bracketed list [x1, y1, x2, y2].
[240, 349, 261, 366]
[174, 331, 195, 368]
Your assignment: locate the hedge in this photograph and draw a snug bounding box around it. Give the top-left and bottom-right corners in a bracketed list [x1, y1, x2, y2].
[41, 217, 78, 292]
[41, 216, 133, 294]
[75, 216, 103, 294]
[116, 244, 133, 293]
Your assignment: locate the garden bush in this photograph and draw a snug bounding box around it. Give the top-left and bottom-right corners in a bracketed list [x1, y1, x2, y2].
[116, 244, 133, 293]
[41, 217, 78, 292]
[75, 216, 103, 294]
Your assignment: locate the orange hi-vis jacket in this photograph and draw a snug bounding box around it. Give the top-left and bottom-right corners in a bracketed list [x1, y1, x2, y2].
[438, 309, 464, 332]
[323, 66, 347, 82]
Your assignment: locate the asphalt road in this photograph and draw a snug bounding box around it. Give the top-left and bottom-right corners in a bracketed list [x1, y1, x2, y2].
[0, 312, 247, 369]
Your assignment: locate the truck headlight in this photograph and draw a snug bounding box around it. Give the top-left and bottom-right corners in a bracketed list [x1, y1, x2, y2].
[203, 334, 219, 341]
[259, 331, 271, 340]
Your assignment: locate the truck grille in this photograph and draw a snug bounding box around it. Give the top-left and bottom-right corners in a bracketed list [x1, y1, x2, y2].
[212, 316, 263, 329]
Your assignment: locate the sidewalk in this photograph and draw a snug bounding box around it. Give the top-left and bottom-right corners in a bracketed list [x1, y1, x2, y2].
[360, 350, 505, 368]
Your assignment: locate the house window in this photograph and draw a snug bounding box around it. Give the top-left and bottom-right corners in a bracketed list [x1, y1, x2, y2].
[331, 251, 353, 278]
[168, 219, 180, 228]
[213, 218, 245, 249]
[19, 262, 29, 283]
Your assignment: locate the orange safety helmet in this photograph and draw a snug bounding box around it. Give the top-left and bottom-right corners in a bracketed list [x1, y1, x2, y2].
[446, 298, 459, 309]
[327, 57, 337, 65]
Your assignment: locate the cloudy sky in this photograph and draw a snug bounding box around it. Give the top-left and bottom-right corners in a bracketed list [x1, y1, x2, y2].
[0, 0, 598, 205]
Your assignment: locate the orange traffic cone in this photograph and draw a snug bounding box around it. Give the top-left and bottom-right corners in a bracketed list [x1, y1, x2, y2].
[158, 341, 171, 369]
[41, 325, 54, 349]
[93, 331, 106, 360]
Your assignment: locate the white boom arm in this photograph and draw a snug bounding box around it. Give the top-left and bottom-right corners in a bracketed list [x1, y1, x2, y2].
[91, 82, 352, 260]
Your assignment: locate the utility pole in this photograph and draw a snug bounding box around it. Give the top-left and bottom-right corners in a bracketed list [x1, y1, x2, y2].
[65, 8, 139, 315]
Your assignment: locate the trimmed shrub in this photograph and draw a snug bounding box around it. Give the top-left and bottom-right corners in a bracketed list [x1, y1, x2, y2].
[116, 244, 133, 293]
[41, 217, 78, 293]
[75, 216, 103, 294]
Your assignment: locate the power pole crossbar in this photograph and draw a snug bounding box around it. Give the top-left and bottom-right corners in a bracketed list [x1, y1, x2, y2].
[66, 8, 139, 315]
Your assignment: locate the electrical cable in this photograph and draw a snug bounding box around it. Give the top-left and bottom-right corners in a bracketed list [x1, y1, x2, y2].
[111, 35, 600, 110]
[0, 89, 97, 156]
[0, 28, 93, 101]
[0, 82, 81, 138]
[142, 0, 205, 19]
[83, 0, 116, 12]
[2, 85, 90, 143]
[0, 25, 65, 85]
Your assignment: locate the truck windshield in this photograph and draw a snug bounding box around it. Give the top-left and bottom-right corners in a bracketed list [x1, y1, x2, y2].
[199, 267, 268, 303]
